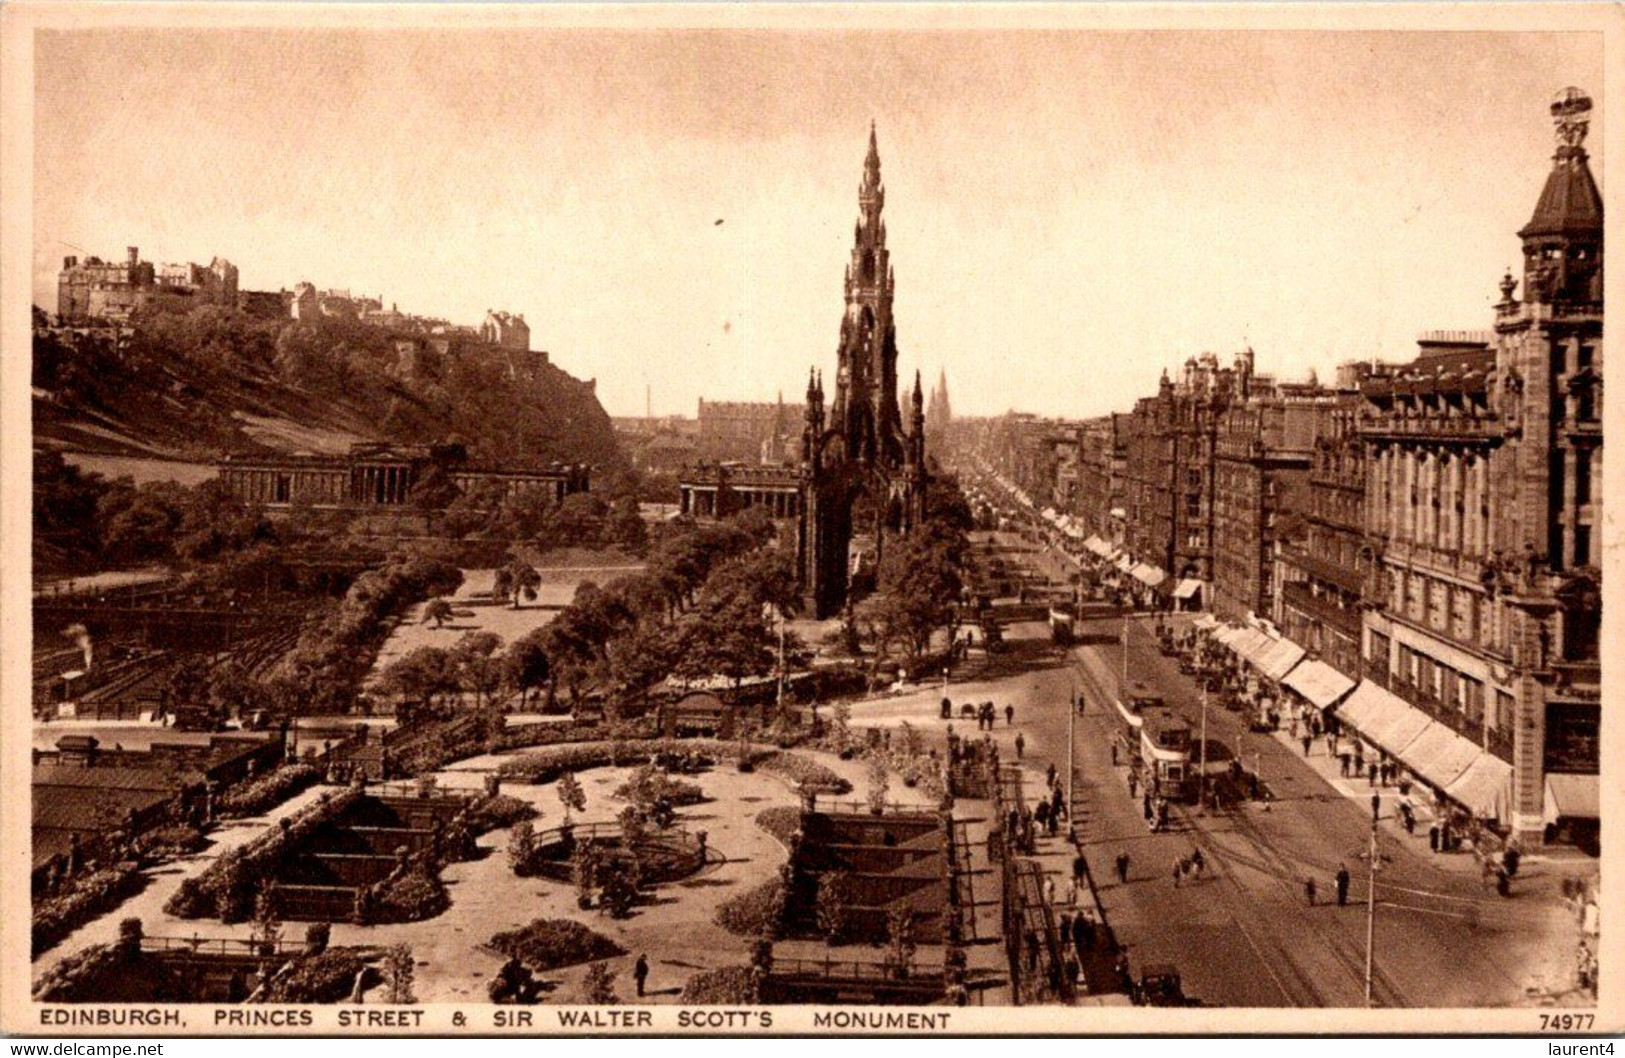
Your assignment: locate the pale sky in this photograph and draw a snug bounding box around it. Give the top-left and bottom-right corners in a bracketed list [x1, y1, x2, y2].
[33, 29, 1602, 419]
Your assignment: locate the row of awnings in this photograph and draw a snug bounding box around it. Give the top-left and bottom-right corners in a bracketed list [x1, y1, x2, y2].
[1195, 616, 1598, 825]
[1336, 680, 1514, 819]
[1130, 563, 1167, 588]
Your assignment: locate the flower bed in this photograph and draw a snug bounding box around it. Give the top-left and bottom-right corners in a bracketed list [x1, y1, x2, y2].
[497, 739, 851, 795]
[488, 918, 623, 973]
[679, 965, 760, 1004]
[216, 764, 322, 818]
[32, 865, 147, 957]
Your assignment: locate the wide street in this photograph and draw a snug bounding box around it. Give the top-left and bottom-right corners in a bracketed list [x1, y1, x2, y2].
[969, 537, 1583, 1009]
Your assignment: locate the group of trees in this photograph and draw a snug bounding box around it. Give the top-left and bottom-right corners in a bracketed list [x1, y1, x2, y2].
[532, 510, 800, 715]
[34, 452, 278, 572]
[854, 478, 976, 666]
[441, 490, 647, 555]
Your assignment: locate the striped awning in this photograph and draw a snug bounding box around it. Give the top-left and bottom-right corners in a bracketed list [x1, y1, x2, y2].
[1255, 637, 1306, 682]
[1282, 659, 1356, 710]
[1448, 754, 1513, 821]
[1543, 772, 1598, 823]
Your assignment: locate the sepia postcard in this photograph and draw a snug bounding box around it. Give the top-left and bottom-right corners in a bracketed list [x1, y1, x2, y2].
[0, 1, 1620, 1037]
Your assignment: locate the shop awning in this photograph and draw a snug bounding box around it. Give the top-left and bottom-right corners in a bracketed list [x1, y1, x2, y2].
[1282, 659, 1356, 710]
[1226, 628, 1271, 661]
[1401, 722, 1482, 790]
[1256, 638, 1306, 682]
[1130, 563, 1167, 588]
[1115, 555, 1135, 573]
[1084, 535, 1110, 556]
[1335, 680, 1385, 730]
[1173, 578, 1204, 601]
[1360, 691, 1433, 757]
[1543, 772, 1599, 824]
[1192, 613, 1219, 632]
[1445, 754, 1512, 820]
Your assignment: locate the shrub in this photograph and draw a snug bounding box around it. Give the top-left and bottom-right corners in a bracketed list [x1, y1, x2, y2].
[754, 807, 801, 847]
[581, 962, 619, 1004]
[679, 966, 760, 1004]
[488, 919, 623, 972]
[466, 794, 537, 835]
[215, 763, 323, 818]
[32, 865, 146, 957]
[371, 866, 448, 924]
[260, 949, 367, 1003]
[597, 856, 641, 919]
[615, 764, 705, 809]
[713, 877, 787, 938]
[814, 871, 851, 945]
[140, 824, 208, 857]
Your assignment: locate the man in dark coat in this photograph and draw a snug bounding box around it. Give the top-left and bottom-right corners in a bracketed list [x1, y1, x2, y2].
[1335, 865, 1351, 907]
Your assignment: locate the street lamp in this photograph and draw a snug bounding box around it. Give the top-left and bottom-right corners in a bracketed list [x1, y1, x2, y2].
[1366, 793, 1381, 1006]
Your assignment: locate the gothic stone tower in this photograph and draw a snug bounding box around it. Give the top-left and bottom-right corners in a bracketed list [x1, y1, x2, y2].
[799, 125, 928, 617]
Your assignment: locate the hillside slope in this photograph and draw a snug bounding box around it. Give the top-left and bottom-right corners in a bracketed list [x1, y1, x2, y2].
[32, 306, 626, 472]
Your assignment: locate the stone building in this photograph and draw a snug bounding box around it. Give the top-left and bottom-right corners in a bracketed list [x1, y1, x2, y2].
[1356, 87, 1601, 846]
[1275, 386, 1370, 680]
[217, 441, 588, 513]
[1210, 386, 1323, 623]
[479, 310, 531, 351]
[57, 247, 239, 322]
[695, 397, 804, 464]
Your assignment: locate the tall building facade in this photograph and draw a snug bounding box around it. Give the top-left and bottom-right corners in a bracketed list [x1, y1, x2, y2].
[1276, 388, 1369, 680]
[1360, 88, 1601, 845]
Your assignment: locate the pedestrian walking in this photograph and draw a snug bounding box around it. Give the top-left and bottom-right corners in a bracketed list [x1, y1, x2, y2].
[1335, 865, 1351, 907]
[1073, 852, 1087, 886]
[1025, 929, 1040, 974]
[1173, 858, 1185, 887]
[1045, 876, 1056, 906]
[1367, 761, 1378, 787]
[1157, 801, 1169, 829]
[1142, 793, 1152, 821]
[1047, 809, 1059, 837]
[1191, 848, 1205, 878]
[633, 954, 649, 997]
[1050, 785, 1065, 821]
[1301, 733, 1313, 757]
[1015, 732, 1026, 759]
[1429, 823, 1441, 853]
[1304, 876, 1317, 906]
[1339, 751, 1351, 777]
[1046, 763, 1058, 788]
[1128, 772, 1138, 798]
[1035, 800, 1050, 831]
[1006, 704, 1016, 727]
[1111, 742, 1119, 766]
[1115, 852, 1130, 885]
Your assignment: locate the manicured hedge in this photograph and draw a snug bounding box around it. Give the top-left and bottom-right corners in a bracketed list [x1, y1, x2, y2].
[259, 949, 368, 1004]
[216, 763, 322, 818]
[497, 739, 851, 795]
[32, 865, 146, 957]
[679, 965, 760, 1004]
[488, 919, 623, 972]
[713, 877, 787, 938]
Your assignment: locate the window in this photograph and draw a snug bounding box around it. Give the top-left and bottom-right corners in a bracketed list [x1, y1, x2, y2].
[1368, 630, 1391, 669]
[1575, 452, 1592, 504]
[1461, 676, 1484, 724]
[1574, 525, 1592, 568]
[1494, 689, 1515, 736]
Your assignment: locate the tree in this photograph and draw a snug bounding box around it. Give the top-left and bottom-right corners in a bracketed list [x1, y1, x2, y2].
[860, 529, 963, 662]
[503, 631, 551, 709]
[375, 647, 458, 724]
[508, 819, 538, 872]
[814, 871, 851, 945]
[503, 559, 541, 610]
[608, 496, 648, 555]
[866, 755, 890, 814]
[597, 856, 641, 918]
[450, 631, 505, 708]
[581, 962, 619, 1004]
[421, 598, 454, 628]
[557, 771, 587, 825]
[384, 944, 417, 1004]
[885, 907, 918, 978]
[252, 883, 283, 956]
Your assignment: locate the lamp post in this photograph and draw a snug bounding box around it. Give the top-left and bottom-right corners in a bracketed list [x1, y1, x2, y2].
[1366, 792, 1380, 1006]
[1197, 685, 1209, 812]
